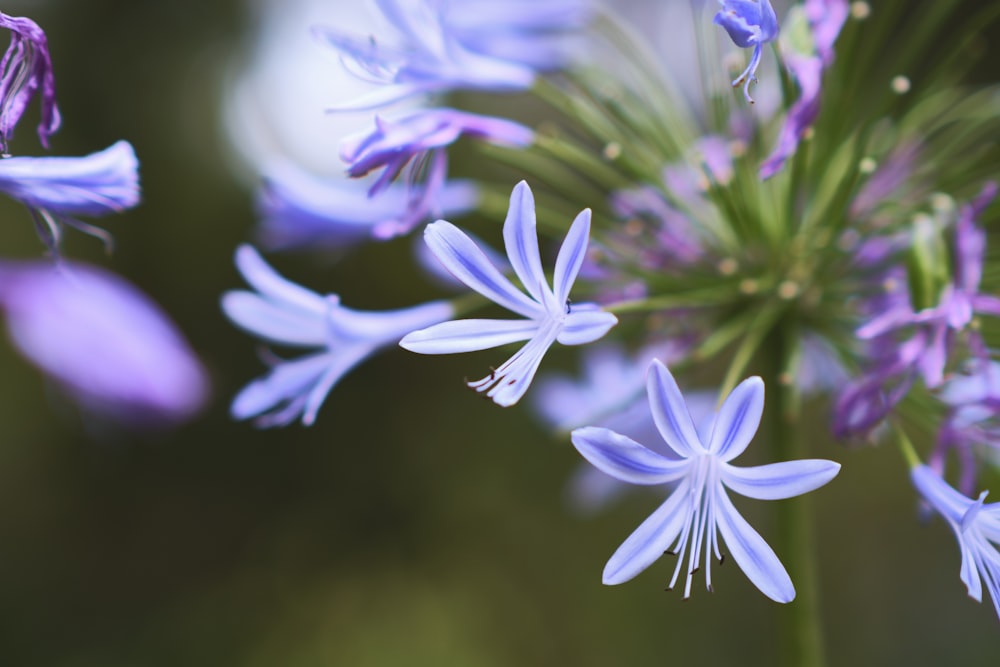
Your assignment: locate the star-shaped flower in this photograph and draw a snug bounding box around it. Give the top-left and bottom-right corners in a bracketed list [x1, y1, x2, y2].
[911, 465, 1000, 621]
[572, 360, 840, 601]
[400, 180, 618, 407]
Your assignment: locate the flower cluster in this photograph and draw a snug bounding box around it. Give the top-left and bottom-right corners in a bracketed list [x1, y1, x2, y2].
[221, 0, 1000, 648]
[0, 10, 206, 426]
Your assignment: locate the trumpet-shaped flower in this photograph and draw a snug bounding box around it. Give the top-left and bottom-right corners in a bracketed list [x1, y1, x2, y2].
[572, 360, 840, 600]
[911, 465, 1000, 621]
[0, 260, 208, 425]
[0, 11, 59, 150]
[400, 181, 618, 407]
[0, 140, 140, 249]
[223, 244, 453, 427]
[714, 0, 779, 103]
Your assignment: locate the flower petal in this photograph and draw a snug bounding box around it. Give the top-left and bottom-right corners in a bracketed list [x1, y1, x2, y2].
[602, 480, 691, 585]
[503, 181, 551, 307]
[647, 359, 702, 458]
[234, 245, 328, 315]
[714, 485, 795, 603]
[552, 208, 591, 305]
[556, 306, 618, 345]
[466, 322, 560, 406]
[399, 318, 538, 354]
[707, 375, 765, 461]
[721, 459, 840, 500]
[571, 426, 690, 485]
[424, 220, 539, 318]
[221, 291, 328, 347]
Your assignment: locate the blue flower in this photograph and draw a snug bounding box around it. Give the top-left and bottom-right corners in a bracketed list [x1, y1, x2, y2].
[0, 11, 60, 150]
[256, 162, 479, 249]
[911, 465, 1000, 621]
[572, 360, 840, 600]
[713, 0, 779, 103]
[223, 244, 453, 427]
[400, 181, 618, 407]
[0, 140, 140, 250]
[0, 260, 208, 426]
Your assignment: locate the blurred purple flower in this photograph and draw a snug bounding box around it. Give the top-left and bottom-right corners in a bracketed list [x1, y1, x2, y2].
[0, 140, 140, 250]
[223, 245, 453, 427]
[256, 162, 479, 250]
[934, 361, 1000, 495]
[911, 465, 1000, 622]
[0, 11, 59, 150]
[316, 0, 589, 109]
[713, 0, 779, 103]
[0, 261, 208, 426]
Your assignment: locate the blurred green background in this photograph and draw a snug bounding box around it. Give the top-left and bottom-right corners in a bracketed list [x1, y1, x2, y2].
[0, 1, 996, 665]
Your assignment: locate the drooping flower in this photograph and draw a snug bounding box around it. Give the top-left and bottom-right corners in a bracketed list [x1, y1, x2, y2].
[0, 11, 60, 150]
[572, 360, 840, 600]
[759, 0, 848, 179]
[400, 180, 618, 407]
[316, 0, 564, 109]
[0, 140, 140, 249]
[0, 260, 208, 426]
[910, 464, 1000, 622]
[256, 162, 479, 249]
[713, 0, 779, 103]
[223, 244, 453, 427]
[341, 108, 534, 194]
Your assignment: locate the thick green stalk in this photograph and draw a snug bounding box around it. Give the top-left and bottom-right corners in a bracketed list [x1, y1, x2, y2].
[765, 324, 827, 667]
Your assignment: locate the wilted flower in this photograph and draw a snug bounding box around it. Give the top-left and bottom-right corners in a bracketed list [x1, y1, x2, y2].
[0, 11, 59, 150]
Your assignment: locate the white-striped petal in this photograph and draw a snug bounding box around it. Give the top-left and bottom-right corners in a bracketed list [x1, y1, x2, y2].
[602, 480, 692, 585]
[424, 220, 539, 318]
[708, 375, 764, 461]
[721, 459, 841, 500]
[557, 306, 618, 345]
[503, 181, 551, 307]
[399, 318, 538, 354]
[714, 485, 795, 603]
[647, 359, 703, 458]
[571, 426, 689, 485]
[552, 208, 591, 305]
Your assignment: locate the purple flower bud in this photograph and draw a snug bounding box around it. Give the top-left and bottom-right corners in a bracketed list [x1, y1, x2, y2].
[0, 12, 60, 150]
[0, 261, 209, 426]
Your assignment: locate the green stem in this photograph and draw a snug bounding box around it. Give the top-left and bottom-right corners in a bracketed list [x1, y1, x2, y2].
[765, 324, 827, 667]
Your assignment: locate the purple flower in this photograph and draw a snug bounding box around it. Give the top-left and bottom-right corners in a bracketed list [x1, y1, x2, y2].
[911, 465, 1000, 622]
[856, 184, 1000, 388]
[317, 0, 583, 109]
[0, 261, 208, 425]
[223, 244, 453, 427]
[341, 108, 533, 194]
[713, 0, 779, 103]
[572, 360, 840, 599]
[400, 181, 618, 407]
[934, 361, 1000, 495]
[759, 0, 848, 179]
[0, 12, 59, 150]
[0, 140, 140, 249]
[256, 162, 479, 249]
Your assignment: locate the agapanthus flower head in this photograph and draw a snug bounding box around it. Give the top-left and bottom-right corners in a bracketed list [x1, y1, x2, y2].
[0, 11, 59, 151]
[223, 244, 453, 427]
[572, 360, 840, 600]
[0, 260, 208, 426]
[256, 162, 478, 249]
[316, 0, 572, 109]
[0, 140, 140, 250]
[713, 0, 779, 103]
[911, 465, 1000, 622]
[400, 180, 618, 407]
